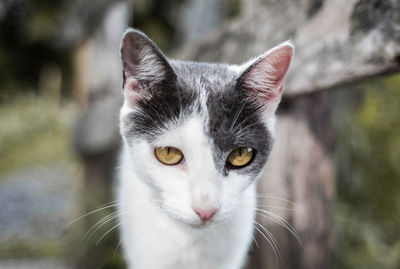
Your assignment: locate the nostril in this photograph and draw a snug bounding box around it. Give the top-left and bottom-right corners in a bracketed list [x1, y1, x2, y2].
[194, 207, 218, 221]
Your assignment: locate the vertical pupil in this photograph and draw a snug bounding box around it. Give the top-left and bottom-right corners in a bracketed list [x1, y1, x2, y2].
[167, 147, 171, 155]
[239, 148, 242, 156]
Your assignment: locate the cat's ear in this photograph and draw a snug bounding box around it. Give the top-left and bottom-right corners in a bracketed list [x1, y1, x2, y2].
[120, 29, 176, 106]
[238, 41, 294, 113]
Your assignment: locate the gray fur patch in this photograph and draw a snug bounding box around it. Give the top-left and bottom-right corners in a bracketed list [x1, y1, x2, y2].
[206, 83, 272, 177]
[123, 59, 273, 178]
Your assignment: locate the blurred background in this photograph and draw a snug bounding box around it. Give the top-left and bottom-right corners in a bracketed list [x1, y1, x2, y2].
[0, 0, 399, 268]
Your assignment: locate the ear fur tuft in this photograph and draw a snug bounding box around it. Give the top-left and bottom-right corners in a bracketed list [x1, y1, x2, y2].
[240, 41, 294, 112]
[120, 28, 176, 105]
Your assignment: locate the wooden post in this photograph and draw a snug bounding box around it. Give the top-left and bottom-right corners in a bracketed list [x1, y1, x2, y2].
[72, 2, 128, 268]
[287, 92, 333, 269]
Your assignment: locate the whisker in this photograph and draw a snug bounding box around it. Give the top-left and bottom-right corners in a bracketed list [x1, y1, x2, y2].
[256, 191, 292, 197]
[90, 207, 141, 246]
[84, 211, 120, 243]
[256, 204, 296, 211]
[253, 222, 279, 266]
[65, 198, 164, 230]
[256, 195, 303, 211]
[63, 201, 122, 228]
[251, 233, 259, 249]
[113, 239, 123, 261]
[96, 222, 121, 246]
[82, 201, 163, 244]
[255, 209, 302, 244]
[254, 220, 281, 264]
[256, 210, 295, 237]
[256, 222, 280, 256]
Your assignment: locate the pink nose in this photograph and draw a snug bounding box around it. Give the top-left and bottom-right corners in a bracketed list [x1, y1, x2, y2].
[194, 207, 218, 221]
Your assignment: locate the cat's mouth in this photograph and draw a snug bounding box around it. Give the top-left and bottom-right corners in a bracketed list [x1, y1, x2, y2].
[171, 212, 218, 227]
[187, 217, 222, 229]
[162, 204, 223, 227]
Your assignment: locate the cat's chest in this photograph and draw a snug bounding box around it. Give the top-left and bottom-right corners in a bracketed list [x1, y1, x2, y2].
[124, 212, 250, 269]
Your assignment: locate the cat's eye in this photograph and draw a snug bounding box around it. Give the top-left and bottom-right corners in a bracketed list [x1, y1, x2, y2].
[155, 147, 183, 165]
[226, 147, 254, 168]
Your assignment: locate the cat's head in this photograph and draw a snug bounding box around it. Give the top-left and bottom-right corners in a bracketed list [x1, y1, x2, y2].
[119, 29, 293, 226]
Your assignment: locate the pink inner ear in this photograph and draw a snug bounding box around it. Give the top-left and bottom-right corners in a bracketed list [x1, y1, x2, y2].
[123, 77, 141, 106]
[243, 44, 293, 104]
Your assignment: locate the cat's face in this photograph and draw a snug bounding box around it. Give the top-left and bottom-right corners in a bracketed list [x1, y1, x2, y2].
[119, 29, 293, 226]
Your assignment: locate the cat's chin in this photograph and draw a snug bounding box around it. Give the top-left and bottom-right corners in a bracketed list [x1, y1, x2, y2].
[168, 213, 212, 227]
[181, 218, 221, 229]
[162, 207, 224, 228]
[190, 219, 224, 229]
[170, 212, 230, 229]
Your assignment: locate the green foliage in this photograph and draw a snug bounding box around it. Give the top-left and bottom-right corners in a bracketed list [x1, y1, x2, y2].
[0, 240, 64, 259]
[333, 74, 400, 269]
[224, 0, 243, 19]
[0, 95, 76, 175]
[0, 0, 72, 98]
[131, 0, 178, 52]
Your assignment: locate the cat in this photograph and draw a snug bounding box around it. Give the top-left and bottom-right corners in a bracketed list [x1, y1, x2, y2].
[117, 28, 293, 269]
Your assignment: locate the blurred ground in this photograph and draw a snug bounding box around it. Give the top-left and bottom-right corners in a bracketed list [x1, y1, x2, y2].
[0, 164, 80, 258]
[0, 96, 82, 266]
[0, 258, 70, 269]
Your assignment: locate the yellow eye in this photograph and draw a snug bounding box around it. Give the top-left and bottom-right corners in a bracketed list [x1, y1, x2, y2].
[155, 147, 183, 165]
[227, 147, 254, 168]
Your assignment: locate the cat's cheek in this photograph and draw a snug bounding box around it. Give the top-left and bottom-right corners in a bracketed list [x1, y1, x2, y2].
[158, 178, 196, 224]
[220, 173, 254, 214]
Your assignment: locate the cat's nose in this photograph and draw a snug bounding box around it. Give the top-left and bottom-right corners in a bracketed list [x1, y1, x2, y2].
[194, 207, 218, 221]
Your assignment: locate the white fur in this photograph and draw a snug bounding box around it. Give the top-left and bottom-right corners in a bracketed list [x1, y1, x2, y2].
[118, 107, 257, 269]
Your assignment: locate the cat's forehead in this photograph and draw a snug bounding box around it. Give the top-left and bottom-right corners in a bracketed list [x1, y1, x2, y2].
[171, 61, 238, 92]
[125, 60, 271, 148]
